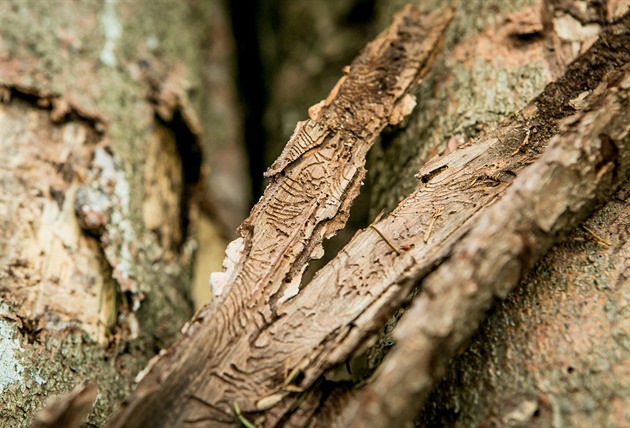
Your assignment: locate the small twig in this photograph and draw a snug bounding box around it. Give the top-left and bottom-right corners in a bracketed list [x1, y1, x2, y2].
[581, 225, 611, 247]
[255, 361, 306, 411]
[423, 206, 445, 243]
[370, 224, 402, 255]
[511, 128, 531, 156]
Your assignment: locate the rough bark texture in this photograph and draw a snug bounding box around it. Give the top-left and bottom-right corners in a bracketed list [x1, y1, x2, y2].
[418, 180, 630, 428]
[337, 64, 630, 428]
[0, 0, 234, 425]
[108, 7, 453, 427]
[2, 1, 628, 427]
[369, 0, 546, 216]
[356, 1, 630, 427]
[287, 10, 630, 426]
[258, 0, 376, 187]
[111, 4, 629, 428]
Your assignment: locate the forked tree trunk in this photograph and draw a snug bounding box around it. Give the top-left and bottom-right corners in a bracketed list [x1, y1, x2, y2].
[1, 1, 628, 427]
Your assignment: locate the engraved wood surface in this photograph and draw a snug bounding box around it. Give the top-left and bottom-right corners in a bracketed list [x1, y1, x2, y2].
[110, 7, 630, 428]
[338, 64, 630, 428]
[109, 6, 453, 427]
[276, 15, 630, 425]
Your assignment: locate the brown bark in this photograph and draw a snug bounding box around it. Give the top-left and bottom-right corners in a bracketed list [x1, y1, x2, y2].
[417, 182, 630, 428]
[336, 64, 630, 428]
[3, 1, 628, 427]
[110, 5, 630, 428]
[286, 12, 630, 427]
[108, 6, 454, 427]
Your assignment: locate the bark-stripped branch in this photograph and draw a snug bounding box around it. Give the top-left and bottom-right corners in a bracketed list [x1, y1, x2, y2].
[276, 14, 630, 426]
[339, 64, 630, 428]
[109, 6, 453, 427]
[107, 7, 630, 428]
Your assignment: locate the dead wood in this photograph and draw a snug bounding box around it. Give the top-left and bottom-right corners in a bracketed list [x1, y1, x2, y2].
[108, 8, 630, 428]
[108, 5, 454, 427]
[278, 14, 630, 427]
[336, 64, 630, 428]
[106, 8, 630, 428]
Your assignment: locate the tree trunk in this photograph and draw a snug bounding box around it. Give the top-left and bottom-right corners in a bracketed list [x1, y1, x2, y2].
[2, 1, 628, 427]
[0, 0, 243, 425]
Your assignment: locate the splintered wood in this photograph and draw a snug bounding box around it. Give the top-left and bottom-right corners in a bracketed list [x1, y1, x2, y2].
[109, 5, 453, 427]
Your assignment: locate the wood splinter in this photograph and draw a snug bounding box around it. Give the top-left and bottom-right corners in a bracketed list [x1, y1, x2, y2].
[369, 224, 402, 255]
[423, 206, 445, 243]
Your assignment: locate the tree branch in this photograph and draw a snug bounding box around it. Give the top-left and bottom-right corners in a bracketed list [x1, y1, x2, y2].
[279, 13, 630, 426]
[108, 6, 454, 427]
[338, 63, 630, 428]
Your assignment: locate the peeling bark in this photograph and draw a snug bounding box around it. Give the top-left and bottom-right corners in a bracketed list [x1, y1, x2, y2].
[3, 1, 628, 427]
[111, 5, 629, 428]
[0, 0, 231, 425]
[337, 64, 630, 428]
[284, 13, 630, 427]
[108, 6, 454, 427]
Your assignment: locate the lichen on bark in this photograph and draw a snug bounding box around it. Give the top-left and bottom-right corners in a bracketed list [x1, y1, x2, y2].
[0, 0, 227, 425]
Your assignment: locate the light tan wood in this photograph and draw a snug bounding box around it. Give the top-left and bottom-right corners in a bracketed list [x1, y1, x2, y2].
[109, 6, 454, 427]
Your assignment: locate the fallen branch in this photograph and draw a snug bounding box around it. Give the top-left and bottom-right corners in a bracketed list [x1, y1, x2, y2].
[273, 14, 630, 427]
[338, 63, 630, 428]
[109, 5, 453, 427]
[111, 9, 630, 428]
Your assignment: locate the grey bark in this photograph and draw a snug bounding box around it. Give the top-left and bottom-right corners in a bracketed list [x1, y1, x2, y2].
[0, 0, 240, 425]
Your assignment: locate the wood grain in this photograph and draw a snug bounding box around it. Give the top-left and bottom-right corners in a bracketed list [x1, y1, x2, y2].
[271, 13, 630, 426]
[338, 63, 630, 428]
[108, 5, 453, 427]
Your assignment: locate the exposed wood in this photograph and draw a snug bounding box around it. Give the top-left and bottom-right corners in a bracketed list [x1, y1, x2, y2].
[256, 0, 377, 185]
[0, 1, 221, 425]
[108, 6, 454, 427]
[368, 1, 630, 426]
[418, 179, 630, 428]
[279, 14, 630, 426]
[337, 64, 630, 428]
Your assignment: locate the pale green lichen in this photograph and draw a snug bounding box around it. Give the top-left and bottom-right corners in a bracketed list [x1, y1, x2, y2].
[99, 0, 122, 67]
[0, 306, 24, 393]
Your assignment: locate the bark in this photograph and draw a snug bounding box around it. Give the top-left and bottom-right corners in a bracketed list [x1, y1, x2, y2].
[361, 1, 630, 427]
[418, 182, 630, 428]
[108, 7, 454, 427]
[257, 0, 376, 181]
[111, 4, 629, 428]
[337, 64, 630, 427]
[2, 1, 627, 427]
[0, 0, 235, 425]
